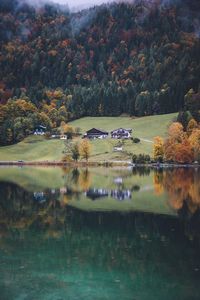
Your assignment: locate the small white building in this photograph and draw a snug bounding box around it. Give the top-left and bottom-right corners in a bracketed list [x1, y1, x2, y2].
[113, 146, 123, 152]
[60, 135, 67, 140]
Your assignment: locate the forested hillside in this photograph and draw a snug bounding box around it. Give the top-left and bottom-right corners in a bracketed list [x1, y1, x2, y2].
[0, 0, 200, 144]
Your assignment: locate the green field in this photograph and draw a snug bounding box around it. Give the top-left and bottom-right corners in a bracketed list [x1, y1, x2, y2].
[70, 113, 177, 161]
[0, 136, 65, 162]
[0, 113, 177, 162]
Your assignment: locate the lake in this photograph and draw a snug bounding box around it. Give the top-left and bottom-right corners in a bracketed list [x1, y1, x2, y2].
[0, 166, 200, 300]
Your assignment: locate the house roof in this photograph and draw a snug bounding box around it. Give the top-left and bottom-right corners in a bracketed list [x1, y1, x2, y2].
[86, 128, 109, 134]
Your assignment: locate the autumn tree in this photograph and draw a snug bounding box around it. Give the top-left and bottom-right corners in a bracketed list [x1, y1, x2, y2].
[80, 139, 92, 162]
[71, 143, 80, 162]
[164, 138, 177, 162]
[187, 118, 198, 136]
[164, 122, 185, 162]
[168, 122, 184, 142]
[163, 121, 196, 163]
[60, 122, 74, 139]
[189, 129, 200, 162]
[153, 136, 164, 162]
[174, 140, 194, 164]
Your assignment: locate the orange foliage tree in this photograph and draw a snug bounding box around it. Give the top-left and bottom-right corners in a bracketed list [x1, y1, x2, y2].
[164, 122, 194, 163]
[174, 139, 194, 163]
[187, 118, 198, 136]
[168, 122, 184, 141]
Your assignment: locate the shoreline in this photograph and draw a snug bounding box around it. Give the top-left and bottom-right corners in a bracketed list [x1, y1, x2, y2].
[0, 160, 199, 168]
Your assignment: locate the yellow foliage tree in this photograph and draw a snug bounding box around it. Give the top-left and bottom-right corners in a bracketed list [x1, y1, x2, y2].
[153, 136, 164, 162]
[60, 121, 74, 138]
[80, 139, 92, 162]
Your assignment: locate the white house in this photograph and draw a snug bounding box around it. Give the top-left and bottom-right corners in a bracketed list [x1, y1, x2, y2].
[111, 128, 132, 139]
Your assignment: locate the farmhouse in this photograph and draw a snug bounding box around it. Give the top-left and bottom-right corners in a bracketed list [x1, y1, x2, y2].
[111, 128, 132, 139]
[83, 128, 109, 139]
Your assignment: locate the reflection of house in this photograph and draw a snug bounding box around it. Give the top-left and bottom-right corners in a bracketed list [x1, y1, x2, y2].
[85, 187, 131, 201]
[111, 190, 131, 201]
[33, 192, 46, 203]
[113, 147, 123, 152]
[51, 134, 60, 139]
[114, 177, 123, 184]
[34, 125, 46, 135]
[60, 187, 67, 194]
[83, 128, 109, 139]
[111, 128, 132, 139]
[86, 188, 109, 200]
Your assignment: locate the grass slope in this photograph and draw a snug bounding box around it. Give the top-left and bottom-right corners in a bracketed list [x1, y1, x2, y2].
[0, 113, 176, 162]
[70, 113, 176, 161]
[70, 113, 176, 138]
[0, 136, 65, 161]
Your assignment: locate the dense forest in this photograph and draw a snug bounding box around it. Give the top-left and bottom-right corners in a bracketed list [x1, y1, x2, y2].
[0, 0, 200, 144]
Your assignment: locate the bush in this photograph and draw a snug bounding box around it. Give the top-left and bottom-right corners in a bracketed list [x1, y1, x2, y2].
[132, 154, 151, 164]
[132, 137, 140, 143]
[132, 185, 140, 191]
[62, 154, 73, 163]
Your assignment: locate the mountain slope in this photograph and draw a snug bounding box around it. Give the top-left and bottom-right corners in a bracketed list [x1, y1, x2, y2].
[0, 0, 199, 145]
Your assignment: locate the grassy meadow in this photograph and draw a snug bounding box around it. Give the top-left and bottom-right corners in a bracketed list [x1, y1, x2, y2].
[70, 113, 177, 161]
[0, 136, 65, 162]
[0, 113, 177, 162]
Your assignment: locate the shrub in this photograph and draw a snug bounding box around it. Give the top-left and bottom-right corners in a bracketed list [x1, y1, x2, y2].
[132, 185, 140, 191]
[132, 154, 151, 164]
[132, 137, 140, 143]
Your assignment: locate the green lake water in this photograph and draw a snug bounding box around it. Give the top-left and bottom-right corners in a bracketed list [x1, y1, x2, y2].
[0, 166, 200, 300]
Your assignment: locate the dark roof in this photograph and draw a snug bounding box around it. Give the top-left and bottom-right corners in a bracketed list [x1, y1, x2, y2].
[86, 128, 109, 134]
[86, 189, 109, 200]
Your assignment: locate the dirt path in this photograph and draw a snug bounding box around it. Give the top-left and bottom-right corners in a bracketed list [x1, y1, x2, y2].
[140, 138, 153, 143]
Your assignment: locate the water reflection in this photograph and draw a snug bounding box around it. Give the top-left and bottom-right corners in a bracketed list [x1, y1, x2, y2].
[86, 189, 109, 200]
[0, 167, 200, 235]
[0, 167, 200, 299]
[1, 167, 200, 216]
[86, 188, 131, 201]
[154, 168, 200, 216]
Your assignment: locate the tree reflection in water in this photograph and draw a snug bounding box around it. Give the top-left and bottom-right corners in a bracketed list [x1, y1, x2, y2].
[153, 168, 200, 216]
[0, 167, 200, 243]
